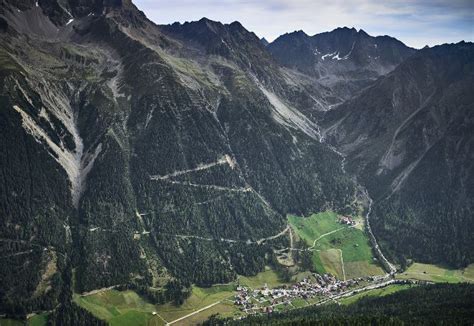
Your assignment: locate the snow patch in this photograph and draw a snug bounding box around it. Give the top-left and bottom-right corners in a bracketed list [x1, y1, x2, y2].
[321, 52, 337, 60]
[332, 52, 342, 60]
[66, 19, 74, 26]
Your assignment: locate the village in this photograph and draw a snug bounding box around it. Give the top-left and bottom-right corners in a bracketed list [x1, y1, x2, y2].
[233, 273, 375, 314]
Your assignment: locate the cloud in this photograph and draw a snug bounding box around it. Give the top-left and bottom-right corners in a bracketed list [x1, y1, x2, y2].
[133, 0, 474, 48]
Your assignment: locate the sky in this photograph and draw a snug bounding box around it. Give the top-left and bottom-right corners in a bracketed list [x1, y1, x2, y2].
[133, 0, 473, 49]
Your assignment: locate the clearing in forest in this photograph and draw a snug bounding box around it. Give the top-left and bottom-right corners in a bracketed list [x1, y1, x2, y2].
[396, 263, 474, 283]
[288, 211, 384, 280]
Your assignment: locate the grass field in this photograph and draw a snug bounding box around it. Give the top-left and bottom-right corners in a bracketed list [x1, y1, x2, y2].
[319, 249, 344, 279]
[73, 289, 160, 326]
[28, 313, 48, 326]
[155, 284, 235, 322]
[288, 211, 343, 245]
[0, 319, 24, 326]
[289, 211, 384, 280]
[73, 283, 238, 325]
[238, 267, 288, 289]
[0, 313, 49, 326]
[340, 284, 414, 305]
[175, 301, 237, 325]
[73, 267, 297, 325]
[396, 263, 474, 283]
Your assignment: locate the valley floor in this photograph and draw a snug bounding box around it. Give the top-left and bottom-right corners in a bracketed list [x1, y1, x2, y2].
[3, 211, 473, 326]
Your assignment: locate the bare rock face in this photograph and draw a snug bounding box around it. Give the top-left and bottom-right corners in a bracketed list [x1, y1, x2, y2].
[268, 27, 416, 100]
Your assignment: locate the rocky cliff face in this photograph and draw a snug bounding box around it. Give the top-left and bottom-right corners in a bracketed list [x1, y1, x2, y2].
[0, 0, 355, 315]
[323, 42, 474, 267]
[268, 27, 416, 100]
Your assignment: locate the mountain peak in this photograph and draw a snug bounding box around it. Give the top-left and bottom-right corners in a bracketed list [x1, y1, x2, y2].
[358, 28, 369, 36]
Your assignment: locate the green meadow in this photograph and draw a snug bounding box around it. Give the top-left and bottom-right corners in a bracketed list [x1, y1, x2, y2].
[397, 263, 474, 283]
[289, 211, 384, 280]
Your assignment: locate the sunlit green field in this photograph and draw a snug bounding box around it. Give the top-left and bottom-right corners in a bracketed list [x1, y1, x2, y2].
[0, 319, 24, 326]
[289, 211, 384, 280]
[340, 284, 414, 305]
[396, 263, 474, 283]
[238, 266, 288, 289]
[0, 313, 49, 326]
[73, 290, 162, 326]
[73, 283, 238, 326]
[72, 265, 304, 325]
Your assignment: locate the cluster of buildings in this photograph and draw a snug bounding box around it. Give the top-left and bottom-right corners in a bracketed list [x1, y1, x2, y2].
[339, 216, 356, 226]
[234, 273, 362, 313]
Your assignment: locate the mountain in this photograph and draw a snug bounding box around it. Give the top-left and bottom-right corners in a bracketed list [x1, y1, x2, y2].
[323, 42, 474, 268]
[268, 27, 416, 100]
[1, 0, 473, 323]
[0, 0, 356, 319]
[260, 37, 269, 46]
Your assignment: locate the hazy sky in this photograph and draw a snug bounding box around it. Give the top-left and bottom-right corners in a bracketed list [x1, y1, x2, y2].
[133, 0, 473, 49]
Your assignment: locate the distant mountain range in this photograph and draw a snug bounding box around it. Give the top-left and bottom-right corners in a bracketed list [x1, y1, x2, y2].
[0, 0, 472, 322]
[268, 27, 416, 100]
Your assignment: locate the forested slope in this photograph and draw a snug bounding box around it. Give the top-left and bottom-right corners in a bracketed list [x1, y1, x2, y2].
[323, 42, 474, 268]
[0, 0, 355, 318]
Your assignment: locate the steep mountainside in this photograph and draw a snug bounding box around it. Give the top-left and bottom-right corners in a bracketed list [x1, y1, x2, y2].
[0, 0, 356, 318]
[323, 42, 474, 268]
[268, 27, 415, 100]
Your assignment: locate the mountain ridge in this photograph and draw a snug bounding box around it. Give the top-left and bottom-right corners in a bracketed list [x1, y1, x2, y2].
[0, 0, 473, 323]
[323, 41, 474, 267]
[0, 0, 356, 319]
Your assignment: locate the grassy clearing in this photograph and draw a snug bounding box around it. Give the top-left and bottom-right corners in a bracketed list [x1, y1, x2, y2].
[238, 267, 288, 289]
[73, 285, 234, 325]
[73, 290, 157, 326]
[0, 319, 24, 326]
[28, 313, 48, 326]
[74, 267, 294, 325]
[319, 249, 344, 279]
[108, 310, 157, 326]
[176, 301, 236, 325]
[397, 263, 474, 283]
[0, 313, 49, 326]
[344, 261, 385, 279]
[340, 284, 414, 305]
[291, 298, 309, 308]
[156, 285, 235, 322]
[73, 283, 238, 325]
[288, 211, 342, 246]
[289, 211, 384, 279]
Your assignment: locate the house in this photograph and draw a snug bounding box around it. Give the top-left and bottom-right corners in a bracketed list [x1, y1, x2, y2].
[339, 216, 356, 226]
